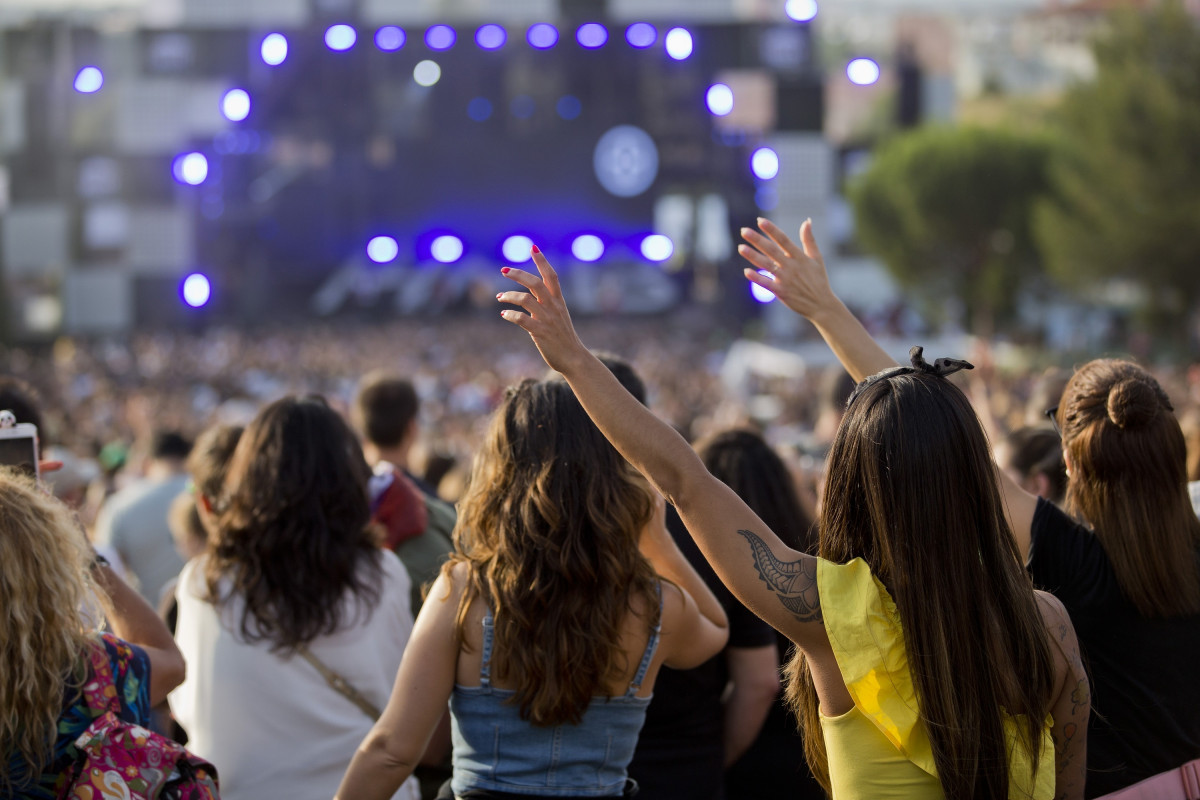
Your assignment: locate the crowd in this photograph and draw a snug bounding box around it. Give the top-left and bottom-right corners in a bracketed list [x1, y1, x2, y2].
[1, 219, 1199, 800]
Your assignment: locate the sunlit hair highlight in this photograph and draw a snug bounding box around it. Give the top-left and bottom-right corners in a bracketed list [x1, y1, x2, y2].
[785, 372, 1055, 800]
[1058, 358, 1200, 617]
[444, 379, 659, 726]
[0, 469, 106, 793]
[208, 395, 382, 652]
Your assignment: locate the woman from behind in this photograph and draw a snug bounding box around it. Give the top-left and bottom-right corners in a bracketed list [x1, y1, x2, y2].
[495, 248, 1089, 799]
[170, 396, 419, 800]
[1022, 361, 1200, 795]
[0, 468, 186, 797]
[338, 378, 729, 800]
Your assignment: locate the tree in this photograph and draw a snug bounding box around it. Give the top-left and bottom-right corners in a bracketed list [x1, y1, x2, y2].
[850, 125, 1057, 332]
[1035, 1, 1200, 339]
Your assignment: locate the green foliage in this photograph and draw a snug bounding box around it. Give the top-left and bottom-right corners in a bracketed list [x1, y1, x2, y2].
[1035, 1, 1200, 330]
[850, 125, 1058, 331]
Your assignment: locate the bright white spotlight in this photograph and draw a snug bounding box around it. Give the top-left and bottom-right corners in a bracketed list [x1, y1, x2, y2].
[665, 28, 693, 60]
[785, 0, 819, 22]
[326, 25, 357, 51]
[375, 26, 405, 51]
[593, 125, 659, 198]
[173, 152, 209, 186]
[706, 84, 734, 116]
[640, 235, 674, 262]
[261, 33, 288, 65]
[182, 273, 212, 308]
[413, 60, 442, 87]
[502, 235, 533, 263]
[572, 235, 604, 262]
[751, 271, 777, 303]
[847, 58, 881, 86]
[367, 236, 399, 264]
[222, 89, 250, 122]
[74, 66, 104, 93]
[751, 147, 780, 180]
[431, 235, 464, 263]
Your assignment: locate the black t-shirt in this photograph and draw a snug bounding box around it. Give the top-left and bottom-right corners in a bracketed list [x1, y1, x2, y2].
[627, 508, 778, 800]
[1028, 498, 1200, 798]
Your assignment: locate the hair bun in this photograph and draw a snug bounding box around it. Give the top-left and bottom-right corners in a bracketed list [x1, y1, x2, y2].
[1106, 378, 1161, 429]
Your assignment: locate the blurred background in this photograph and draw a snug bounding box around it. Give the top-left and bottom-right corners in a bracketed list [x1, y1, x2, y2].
[2, 0, 1199, 475]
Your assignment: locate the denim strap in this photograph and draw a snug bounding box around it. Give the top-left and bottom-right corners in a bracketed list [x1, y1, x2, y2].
[626, 582, 663, 698]
[480, 608, 495, 689]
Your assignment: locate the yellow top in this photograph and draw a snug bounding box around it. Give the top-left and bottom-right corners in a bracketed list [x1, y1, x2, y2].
[817, 557, 1055, 800]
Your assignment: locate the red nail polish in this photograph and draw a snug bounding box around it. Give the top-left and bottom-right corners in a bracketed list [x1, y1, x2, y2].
[501, 267, 510, 274]
[531, 245, 540, 254]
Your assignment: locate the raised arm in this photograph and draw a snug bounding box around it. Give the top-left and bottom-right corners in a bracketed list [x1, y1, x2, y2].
[742, 218, 1041, 557]
[739, 218, 895, 381]
[498, 253, 824, 650]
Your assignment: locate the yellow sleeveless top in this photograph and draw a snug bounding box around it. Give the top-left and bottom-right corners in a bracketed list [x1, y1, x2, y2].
[817, 558, 1055, 800]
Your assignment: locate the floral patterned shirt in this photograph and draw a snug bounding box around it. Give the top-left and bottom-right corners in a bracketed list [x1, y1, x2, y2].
[5, 632, 151, 798]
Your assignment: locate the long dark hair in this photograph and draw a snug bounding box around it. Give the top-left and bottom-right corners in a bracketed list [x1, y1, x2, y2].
[207, 395, 382, 652]
[787, 372, 1055, 800]
[694, 429, 814, 554]
[445, 379, 659, 726]
[1057, 358, 1200, 617]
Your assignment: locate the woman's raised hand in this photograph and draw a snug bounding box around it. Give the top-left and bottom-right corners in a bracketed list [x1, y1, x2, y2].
[739, 218, 836, 321]
[498, 247, 589, 374]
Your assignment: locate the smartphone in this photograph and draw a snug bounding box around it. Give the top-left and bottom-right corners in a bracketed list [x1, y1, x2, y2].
[0, 422, 40, 480]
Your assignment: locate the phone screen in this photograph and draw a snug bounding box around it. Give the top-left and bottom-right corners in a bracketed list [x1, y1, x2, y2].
[0, 435, 39, 478]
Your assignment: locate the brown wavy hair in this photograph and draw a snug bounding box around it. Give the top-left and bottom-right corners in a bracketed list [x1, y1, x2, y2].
[0, 469, 106, 793]
[1056, 359, 1200, 617]
[786, 372, 1056, 800]
[444, 378, 659, 726]
[206, 395, 383, 652]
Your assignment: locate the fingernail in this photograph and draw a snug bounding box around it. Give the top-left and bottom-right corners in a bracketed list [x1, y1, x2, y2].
[531, 244, 540, 254]
[501, 267, 510, 274]
[757, 217, 767, 225]
[805, 217, 812, 225]
[496, 293, 503, 300]
[740, 227, 751, 236]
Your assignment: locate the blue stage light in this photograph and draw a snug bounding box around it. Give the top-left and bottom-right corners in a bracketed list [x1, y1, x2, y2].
[786, 0, 819, 22]
[431, 235, 464, 263]
[527, 23, 559, 49]
[173, 153, 209, 186]
[221, 89, 250, 122]
[847, 58, 881, 85]
[665, 28, 693, 60]
[74, 66, 103, 93]
[325, 25, 357, 51]
[706, 84, 734, 116]
[503, 235, 533, 263]
[751, 147, 780, 180]
[476, 24, 506, 50]
[625, 23, 657, 48]
[576, 23, 608, 49]
[413, 60, 441, 86]
[640, 235, 674, 262]
[557, 95, 582, 120]
[426, 25, 456, 51]
[751, 271, 778, 303]
[511, 95, 535, 119]
[375, 26, 405, 51]
[367, 236, 399, 264]
[261, 33, 288, 65]
[468, 97, 493, 121]
[181, 273, 212, 308]
[572, 235, 604, 262]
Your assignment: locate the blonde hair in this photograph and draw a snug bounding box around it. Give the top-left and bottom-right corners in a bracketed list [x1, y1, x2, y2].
[0, 469, 105, 791]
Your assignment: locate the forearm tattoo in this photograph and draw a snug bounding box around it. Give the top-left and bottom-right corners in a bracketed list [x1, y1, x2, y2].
[737, 529, 822, 623]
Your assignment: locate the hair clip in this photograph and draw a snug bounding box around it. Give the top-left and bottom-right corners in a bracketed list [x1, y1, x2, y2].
[846, 346, 974, 408]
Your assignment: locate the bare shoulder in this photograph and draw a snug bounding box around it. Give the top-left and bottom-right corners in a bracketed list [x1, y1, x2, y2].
[1033, 590, 1085, 678]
